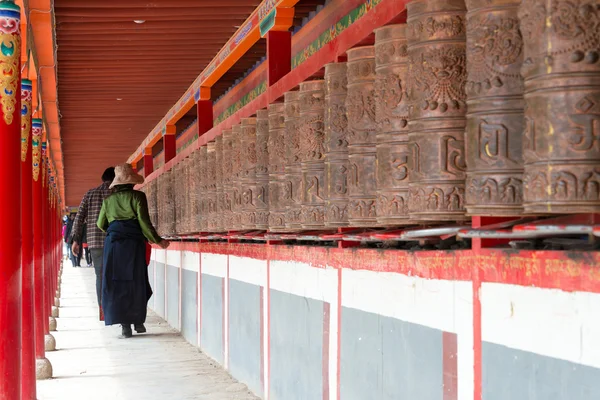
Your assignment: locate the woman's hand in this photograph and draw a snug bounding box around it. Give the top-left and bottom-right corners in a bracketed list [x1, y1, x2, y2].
[159, 239, 170, 249]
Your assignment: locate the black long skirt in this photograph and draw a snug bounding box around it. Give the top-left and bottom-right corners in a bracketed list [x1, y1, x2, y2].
[102, 219, 152, 326]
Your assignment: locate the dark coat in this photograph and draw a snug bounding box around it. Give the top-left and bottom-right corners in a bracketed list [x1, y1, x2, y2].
[64, 218, 74, 243]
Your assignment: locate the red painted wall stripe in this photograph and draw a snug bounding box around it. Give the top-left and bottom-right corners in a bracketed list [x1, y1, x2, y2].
[473, 271, 482, 400]
[442, 332, 458, 400]
[336, 268, 342, 400]
[323, 302, 331, 400]
[260, 286, 265, 392]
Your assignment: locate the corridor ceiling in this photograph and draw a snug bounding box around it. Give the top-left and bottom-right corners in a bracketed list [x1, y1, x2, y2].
[55, 0, 262, 206]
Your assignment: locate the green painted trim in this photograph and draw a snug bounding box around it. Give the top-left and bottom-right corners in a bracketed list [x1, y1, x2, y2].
[213, 80, 268, 125]
[291, 0, 382, 69]
[259, 9, 277, 37]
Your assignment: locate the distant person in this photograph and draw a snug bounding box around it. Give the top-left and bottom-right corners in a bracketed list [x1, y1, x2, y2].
[70, 167, 115, 307]
[64, 213, 81, 267]
[82, 223, 92, 266]
[97, 164, 169, 338]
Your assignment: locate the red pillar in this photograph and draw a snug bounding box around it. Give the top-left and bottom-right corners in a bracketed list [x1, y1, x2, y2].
[267, 31, 291, 86]
[164, 125, 176, 163]
[144, 151, 154, 177]
[0, 3, 22, 396]
[197, 98, 213, 136]
[20, 78, 36, 400]
[32, 119, 52, 379]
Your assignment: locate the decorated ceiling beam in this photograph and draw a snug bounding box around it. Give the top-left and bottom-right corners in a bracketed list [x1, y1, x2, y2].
[128, 0, 297, 165]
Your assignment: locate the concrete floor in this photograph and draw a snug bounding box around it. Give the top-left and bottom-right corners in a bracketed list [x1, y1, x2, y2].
[38, 263, 259, 400]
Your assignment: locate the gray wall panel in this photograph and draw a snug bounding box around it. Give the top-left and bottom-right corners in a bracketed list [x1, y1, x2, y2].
[166, 265, 180, 329]
[153, 262, 165, 318]
[147, 260, 155, 310]
[201, 274, 224, 364]
[229, 279, 262, 397]
[340, 307, 443, 400]
[181, 269, 198, 346]
[483, 342, 600, 400]
[269, 289, 323, 400]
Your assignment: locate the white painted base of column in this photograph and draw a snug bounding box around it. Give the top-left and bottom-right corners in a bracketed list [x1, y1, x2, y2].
[54, 298, 60, 307]
[36, 357, 53, 380]
[51, 306, 59, 318]
[45, 334, 56, 352]
[49, 316, 57, 332]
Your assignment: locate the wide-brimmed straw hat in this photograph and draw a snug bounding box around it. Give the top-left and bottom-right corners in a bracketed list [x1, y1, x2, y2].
[110, 163, 145, 189]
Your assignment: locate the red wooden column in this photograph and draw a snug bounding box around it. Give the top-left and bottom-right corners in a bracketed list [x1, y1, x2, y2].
[0, 3, 22, 397]
[164, 125, 176, 163]
[144, 148, 154, 176]
[20, 78, 36, 400]
[41, 146, 57, 353]
[197, 86, 213, 136]
[266, 31, 291, 86]
[31, 119, 52, 380]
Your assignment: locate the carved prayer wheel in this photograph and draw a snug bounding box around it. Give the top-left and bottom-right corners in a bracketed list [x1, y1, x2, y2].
[189, 151, 201, 233]
[231, 124, 243, 229]
[222, 129, 234, 231]
[299, 80, 327, 229]
[346, 46, 378, 226]
[173, 162, 182, 234]
[148, 179, 158, 228]
[268, 103, 287, 232]
[215, 136, 224, 232]
[407, 0, 468, 221]
[241, 117, 259, 230]
[284, 91, 303, 230]
[464, 0, 524, 216]
[324, 63, 350, 227]
[198, 146, 208, 232]
[206, 141, 218, 232]
[374, 24, 411, 226]
[256, 109, 270, 230]
[519, 0, 600, 214]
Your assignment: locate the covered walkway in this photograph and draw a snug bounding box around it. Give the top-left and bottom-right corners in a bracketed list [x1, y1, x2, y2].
[37, 265, 258, 400]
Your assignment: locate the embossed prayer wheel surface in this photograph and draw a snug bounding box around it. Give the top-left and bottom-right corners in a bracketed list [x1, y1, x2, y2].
[148, 179, 158, 228]
[231, 124, 243, 229]
[198, 146, 208, 233]
[324, 63, 350, 227]
[190, 151, 201, 233]
[256, 109, 270, 230]
[374, 24, 411, 226]
[465, 0, 524, 216]
[241, 117, 259, 230]
[173, 163, 182, 234]
[215, 136, 224, 232]
[407, 0, 468, 221]
[268, 103, 287, 232]
[222, 129, 234, 231]
[299, 80, 327, 229]
[206, 142, 218, 232]
[519, 0, 600, 214]
[284, 91, 303, 230]
[346, 47, 378, 226]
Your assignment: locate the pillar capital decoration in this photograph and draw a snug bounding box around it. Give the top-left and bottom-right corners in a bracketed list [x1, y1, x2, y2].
[41, 141, 47, 187]
[21, 78, 32, 162]
[0, 0, 20, 126]
[32, 118, 42, 181]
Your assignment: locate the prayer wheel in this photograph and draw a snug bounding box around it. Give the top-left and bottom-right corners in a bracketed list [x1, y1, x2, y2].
[299, 80, 327, 229]
[268, 103, 287, 232]
[231, 124, 243, 229]
[374, 24, 411, 226]
[519, 0, 600, 214]
[215, 136, 224, 232]
[148, 178, 158, 228]
[256, 109, 270, 230]
[174, 162, 182, 234]
[222, 129, 234, 231]
[198, 146, 208, 232]
[346, 46, 378, 227]
[206, 141, 218, 232]
[189, 151, 201, 233]
[407, 0, 468, 221]
[284, 91, 303, 230]
[465, 0, 524, 216]
[324, 62, 350, 227]
[241, 117, 259, 230]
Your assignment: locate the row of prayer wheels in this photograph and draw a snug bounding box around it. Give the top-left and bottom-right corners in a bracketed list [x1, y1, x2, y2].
[143, 0, 600, 235]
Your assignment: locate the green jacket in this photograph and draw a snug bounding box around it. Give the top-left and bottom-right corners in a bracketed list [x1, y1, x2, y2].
[97, 185, 162, 244]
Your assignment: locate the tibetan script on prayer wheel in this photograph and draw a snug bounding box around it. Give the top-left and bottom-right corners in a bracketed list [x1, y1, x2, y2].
[299, 80, 327, 229]
[198, 146, 208, 232]
[215, 136, 224, 232]
[346, 46, 378, 227]
[324, 62, 350, 227]
[374, 24, 411, 226]
[465, 0, 524, 216]
[231, 124, 243, 229]
[407, 0, 468, 221]
[284, 91, 303, 230]
[189, 151, 201, 233]
[268, 103, 287, 232]
[519, 0, 600, 214]
[206, 142, 218, 232]
[256, 109, 270, 230]
[222, 129, 234, 231]
[241, 117, 259, 230]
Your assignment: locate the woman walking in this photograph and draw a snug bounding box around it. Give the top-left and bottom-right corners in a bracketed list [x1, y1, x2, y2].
[97, 163, 169, 338]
